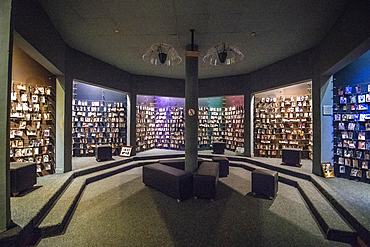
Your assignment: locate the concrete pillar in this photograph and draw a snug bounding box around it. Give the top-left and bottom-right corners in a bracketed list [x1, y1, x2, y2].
[0, 0, 12, 233]
[244, 93, 251, 157]
[55, 76, 65, 173]
[129, 92, 137, 156]
[312, 74, 331, 176]
[63, 75, 73, 172]
[185, 46, 199, 173]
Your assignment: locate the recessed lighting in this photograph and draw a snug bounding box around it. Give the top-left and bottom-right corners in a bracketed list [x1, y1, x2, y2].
[114, 29, 120, 33]
[251, 32, 256, 37]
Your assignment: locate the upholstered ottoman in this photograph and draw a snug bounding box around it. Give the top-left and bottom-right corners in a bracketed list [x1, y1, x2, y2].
[159, 158, 204, 170]
[212, 156, 229, 177]
[193, 162, 219, 200]
[212, 141, 226, 154]
[282, 148, 301, 166]
[252, 168, 278, 199]
[95, 144, 112, 161]
[143, 163, 193, 201]
[10, 162, 37, 196]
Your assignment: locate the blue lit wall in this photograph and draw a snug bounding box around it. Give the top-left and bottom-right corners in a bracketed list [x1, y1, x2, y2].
[334, 50, 370, 86]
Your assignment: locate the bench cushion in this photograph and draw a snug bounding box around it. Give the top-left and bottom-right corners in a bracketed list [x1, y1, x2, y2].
[252, 168, 278, 199]
[212, 156, 229, 177]
[10, 162, 37, 195]
[159, 158, 204, 170]
[193, 162, 219, 199]
[143, 163, 193, 201]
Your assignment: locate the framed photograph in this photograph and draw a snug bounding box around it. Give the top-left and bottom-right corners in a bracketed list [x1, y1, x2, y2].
[358, 141, 366, 149]
[350, 168, 358, 176]
[362, 161, 368, 169]
[11, 92, 17, 101]
[334, 114, 341, 121]
[321, 162, 335, 178]
[356, 150, 362, 159]
[338, 157, 344, 164]
[358, 104, 368, 111]
[358, 132, 366, 140]
[338, 122, 345, 130]
[353, 159, 359, 168]
[366, 94, 370, 102]
[21, 94, 28, 102]
[350, 95, 356, 104]
[349, 141, 356, 149]
[338, 87, 344, 95]
[348, 122, 355, 130]
[340, 96, 347, 104]
[366, 123, 370, 131]
[366, 170, 370, 179]
[339, 166, 346, 173]
[357, 169, 363, 178]
[344, 158, 351, 166]
[345, 86, 352, 94]
[341, 131, 349, 139]
[119, 146, 133, 157]
[358, 94, 365, 103]
[356, 85, 361, 94]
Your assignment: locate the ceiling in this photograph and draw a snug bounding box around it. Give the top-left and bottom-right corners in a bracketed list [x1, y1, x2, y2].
[37, 0, 350, 80]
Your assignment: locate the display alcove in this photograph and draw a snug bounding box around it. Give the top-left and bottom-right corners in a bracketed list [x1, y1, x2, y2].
[72, 81, 128, 157]
[253, 82, 313, 159]
[136, 95, 244, 153]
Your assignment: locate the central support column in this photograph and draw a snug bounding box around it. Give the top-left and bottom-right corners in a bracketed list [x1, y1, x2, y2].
[185, 44, 199, 173]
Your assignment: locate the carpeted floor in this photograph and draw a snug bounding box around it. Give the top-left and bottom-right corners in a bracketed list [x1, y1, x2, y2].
[37, 167, 349, 247]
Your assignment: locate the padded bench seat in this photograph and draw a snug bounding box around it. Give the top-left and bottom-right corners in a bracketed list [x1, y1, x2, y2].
[193, 161, 219, 200]
[252, 168, 278, 199]
[143, 163, 193, 201]
[159, 158, 204, 170]
[10, 162, 37, 196]
[211, 156, 229, 177]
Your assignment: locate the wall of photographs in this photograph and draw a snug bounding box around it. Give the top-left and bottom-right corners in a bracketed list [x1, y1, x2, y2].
[136, 95, 244, 153]
[10, 81, 56, 175]
[333, 49, 370, 183]
[254, 95, 312, 159]
[72, 81, 127, 157]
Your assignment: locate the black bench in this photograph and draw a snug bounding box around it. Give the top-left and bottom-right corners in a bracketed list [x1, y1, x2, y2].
[10, 162, 37, 196]
[193, 161, 219, 200]
[158, 158, 204, 170]
[212, 156, 229, 177]
[142, 163, 193, 202]
[252, 168, 278, 199]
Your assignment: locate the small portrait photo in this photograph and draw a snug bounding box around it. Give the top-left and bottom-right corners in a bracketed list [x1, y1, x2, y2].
[345, 86, 352, 95]
[358, 94, 365, 103]
[340, 96, 347, 104]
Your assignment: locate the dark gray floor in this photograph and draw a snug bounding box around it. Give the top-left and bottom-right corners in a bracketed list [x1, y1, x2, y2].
[37, 167, 349, 247]
[8, 149, 370, 246]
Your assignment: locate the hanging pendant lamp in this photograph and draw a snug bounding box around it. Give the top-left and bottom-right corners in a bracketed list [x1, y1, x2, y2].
[142, 43, 182, 66]
[203, 42, 244, 66]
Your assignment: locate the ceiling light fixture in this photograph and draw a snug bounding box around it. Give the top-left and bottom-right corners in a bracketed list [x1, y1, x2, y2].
[142, 43, 182, 66]
[203, 42, 244, 66]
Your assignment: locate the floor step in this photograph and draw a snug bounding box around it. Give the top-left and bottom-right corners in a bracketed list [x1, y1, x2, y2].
[230, 161, 357, 245]
[37, 160, 158, 237]
[38, 177, 85, 237]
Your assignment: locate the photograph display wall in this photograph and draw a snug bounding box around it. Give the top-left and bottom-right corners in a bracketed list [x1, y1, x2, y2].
[11, 45, 56, 176]
[10, 81, 56, 174]
[136, 95, 244, 153]
[72, 81, 127, 157]
[332, 50, 370, 182]
[254, 94, 313, 159]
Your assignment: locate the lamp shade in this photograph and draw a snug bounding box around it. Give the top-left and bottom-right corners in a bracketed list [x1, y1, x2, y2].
[203, 43, 244, 66]
[142, 43, 182, 66]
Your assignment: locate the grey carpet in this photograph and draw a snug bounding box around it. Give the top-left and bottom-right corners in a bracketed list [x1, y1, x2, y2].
[37, 167, 349, 247]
